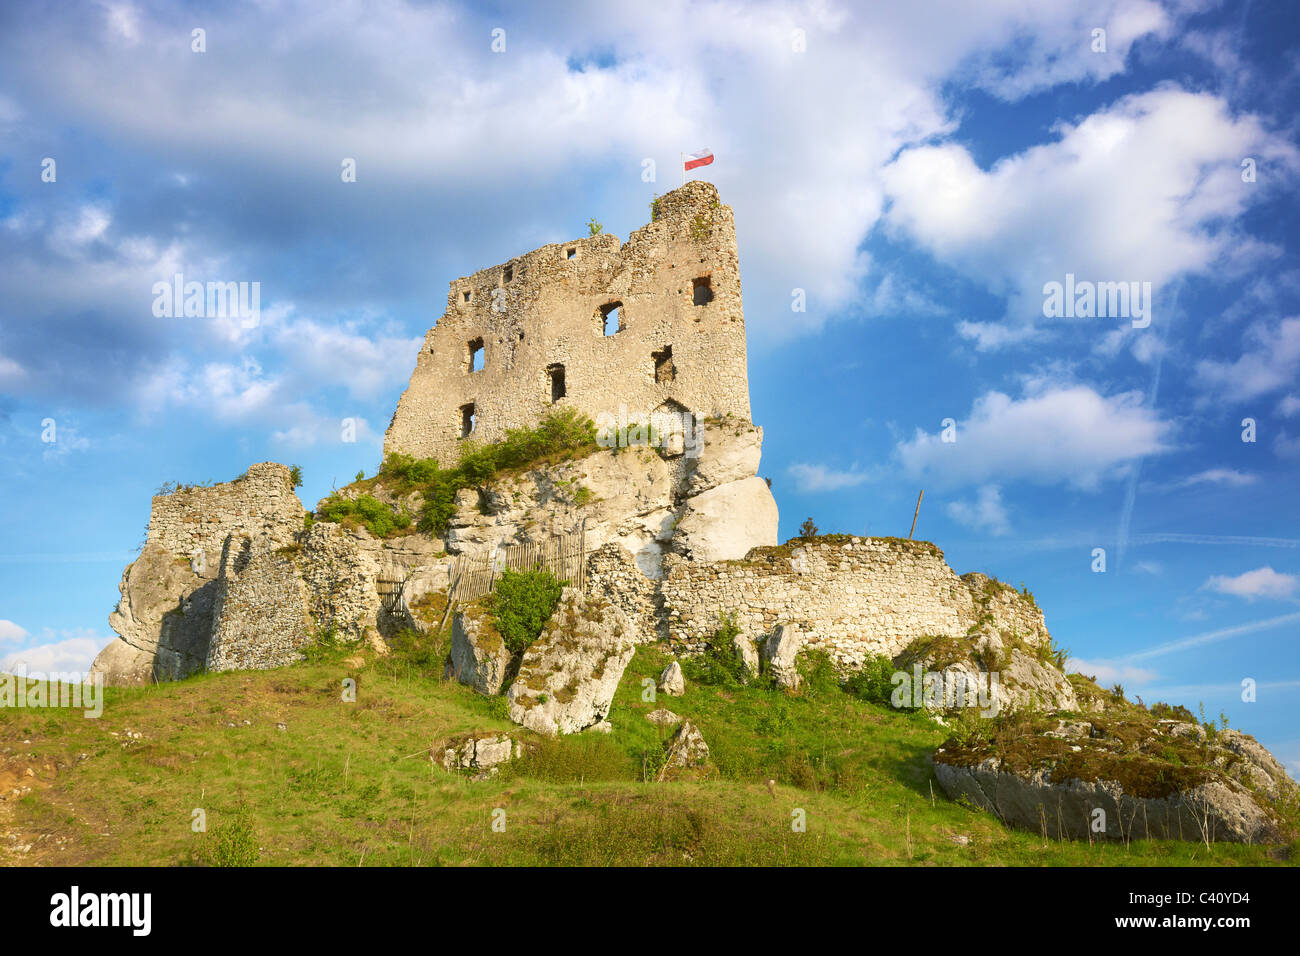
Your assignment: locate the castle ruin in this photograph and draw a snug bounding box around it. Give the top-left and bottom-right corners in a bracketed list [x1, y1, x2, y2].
[385, 181, 751, 463]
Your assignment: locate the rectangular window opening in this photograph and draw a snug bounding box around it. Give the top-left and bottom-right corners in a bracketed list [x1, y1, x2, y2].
[503, 265, 514, 284]
[599, 302, 623, 336]
[547, 363, 566, 402]
[565, 247, 577, 260]
[467, 337, 485, 372]
[692, 277, 713, 306]
[460, 402, 477, 438]
[462, 290, 471, 304]
[653, 345, 675, 383]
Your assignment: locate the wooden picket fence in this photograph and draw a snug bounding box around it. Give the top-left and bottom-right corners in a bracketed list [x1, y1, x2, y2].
[448, 523, 587, 603]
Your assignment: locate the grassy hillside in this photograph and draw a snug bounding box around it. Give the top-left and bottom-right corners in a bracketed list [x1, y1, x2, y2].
[1, 641, 1294, 867]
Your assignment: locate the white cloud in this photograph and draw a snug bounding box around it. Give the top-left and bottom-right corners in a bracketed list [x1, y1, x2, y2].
[1133, 560, 1163, 576]
[881, 88, 1298, 348]
[1202, 566, 1299, 601]
[1195, 317, 1300, 402]
[1278, 395, 1300, 417]
[1067, 658, 1159, 686]
[787, 462, 871, 493]
[0, 628, 103, 676]
[946, 484, 1010, 536]
[1177, 468, 1257, 488]
[0, 619, 30, 643]
[896, 382, 1173, 489]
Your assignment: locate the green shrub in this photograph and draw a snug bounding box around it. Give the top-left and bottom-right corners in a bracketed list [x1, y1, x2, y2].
[288, 465, 303, 488]
[321, 409, 600, 538]
[842, 654, 897, 705]
[317, 494, 412, 539]
[487, 569, 565, 656]
[680, 615, 745, 687]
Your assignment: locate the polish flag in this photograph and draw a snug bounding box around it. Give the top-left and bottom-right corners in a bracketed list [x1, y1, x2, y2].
[684, 148, 714, 171]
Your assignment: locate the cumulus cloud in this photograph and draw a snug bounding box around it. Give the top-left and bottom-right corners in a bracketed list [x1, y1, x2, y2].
[1194, 317, 1300, 403]
[896, 382, 1173, 489]
[0, 619, 30, 642]
[881, 88, 1299, 348]
[1202, 566, 1299, 601]
[787, 462, 872, 493]
[946, 484, 1011, 536]
[0, 628, 103, 676]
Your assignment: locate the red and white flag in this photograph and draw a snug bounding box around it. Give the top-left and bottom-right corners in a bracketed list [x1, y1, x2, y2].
[684, 148, 714, 171]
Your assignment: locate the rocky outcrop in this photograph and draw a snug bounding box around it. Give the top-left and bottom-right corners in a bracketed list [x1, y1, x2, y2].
[672, 476, 778, 564]
[447, 605, 513, 696]
[506, 590, 635, 736]
[933, 713, 1296, 844]
[91, 463, 306, 685]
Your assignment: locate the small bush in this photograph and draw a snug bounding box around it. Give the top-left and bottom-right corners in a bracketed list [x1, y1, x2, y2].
[487, 569, 565, 656]
[799, 517, 819, 538]
[288, 465, 303, 488]
[679, 615, 745, 687]
[842, 654, 897, 705]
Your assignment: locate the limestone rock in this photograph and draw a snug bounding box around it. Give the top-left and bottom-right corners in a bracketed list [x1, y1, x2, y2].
[646, 708, 682, 727]
[686, 423, 763, 495]
[661, 720, 712, 779]
[658, 660, 685, 697]
[762, 624, 804, 690]
[447, 605, 513, 696]
[933, 716, 1297, 844]
[442, 734, 519, 773]
[672, 476, 779, 563]
[732, 634, 760, 684]
[506, 590, 635, 736]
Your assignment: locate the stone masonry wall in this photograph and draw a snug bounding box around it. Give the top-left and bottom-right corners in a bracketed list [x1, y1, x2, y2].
[659, 537, 1048, 670]
[147, 462, 304, 563]
[208, 548, 313, 671]
[385, 180, 752, 464]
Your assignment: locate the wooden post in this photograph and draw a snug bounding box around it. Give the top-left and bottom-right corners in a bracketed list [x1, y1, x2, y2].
[908, 490, 924, 540]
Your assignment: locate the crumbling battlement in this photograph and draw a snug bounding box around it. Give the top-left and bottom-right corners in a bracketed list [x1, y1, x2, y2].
[385, 180, 752, 464]
[146, 462, 304, 562]
[654, 538, 1050, 670]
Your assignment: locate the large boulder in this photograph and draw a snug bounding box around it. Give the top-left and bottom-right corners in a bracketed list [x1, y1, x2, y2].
[933, 713, 1296, 844]
[660, 720, 713, 780]
[506, 590, 635, 735]
[762, 624, 804, 690]
[447, 604, 513, 696]
[442, 734, 520, 773]
[658, 661, 686, 697]
[686, 422, 764, 495]
[673, 476, 778, 563]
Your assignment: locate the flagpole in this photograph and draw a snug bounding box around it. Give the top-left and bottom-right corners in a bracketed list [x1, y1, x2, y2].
[681, 152, 685, 186]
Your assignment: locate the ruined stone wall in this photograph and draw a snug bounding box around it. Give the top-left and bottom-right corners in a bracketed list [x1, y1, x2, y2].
[660, 538, 1048, 670]
[208, 549, 313, 672]
[587, 542, 661, 642]
[385, 180, 752, 464]
[146, 462, 304, 563]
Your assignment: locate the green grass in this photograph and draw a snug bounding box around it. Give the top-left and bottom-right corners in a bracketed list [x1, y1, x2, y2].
[0, 648, 1292, 866]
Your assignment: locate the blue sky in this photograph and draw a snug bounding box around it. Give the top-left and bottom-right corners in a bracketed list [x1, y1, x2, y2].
[1, 1, 1297, 768]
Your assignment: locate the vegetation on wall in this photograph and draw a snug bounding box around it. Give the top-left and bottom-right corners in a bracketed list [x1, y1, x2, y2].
[315, 408, 599, 539]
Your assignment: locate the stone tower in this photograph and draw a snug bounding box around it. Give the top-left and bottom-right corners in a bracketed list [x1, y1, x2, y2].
[385, 180, 752, 463]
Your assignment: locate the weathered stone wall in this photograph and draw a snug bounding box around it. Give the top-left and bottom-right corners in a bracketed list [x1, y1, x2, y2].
[587, 542, 661, 641]
[298, 522, 386, 642]
[208, 548, 312, 671]
[659, 537, 1048, 670]
[385, 180, 752, 463]
[146, 462, 304, 562]
[92, 463, 307, 685]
